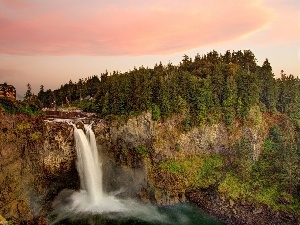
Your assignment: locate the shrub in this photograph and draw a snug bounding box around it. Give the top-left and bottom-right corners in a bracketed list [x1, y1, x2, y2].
[194, 155, 223, 188]
[134, 146, 153, 157]
[218, 173, 250, 199]
[0, 98, 18, 114]
[30, 132, 42, 141]
[254, 186, 279, 209]
[151, 104, 161, 121]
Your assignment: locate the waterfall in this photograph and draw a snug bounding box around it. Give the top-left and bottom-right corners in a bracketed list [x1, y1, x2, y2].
[51, 123, 167, 223]
[71, 124, 127, 213]
[74, 124, 103, 203]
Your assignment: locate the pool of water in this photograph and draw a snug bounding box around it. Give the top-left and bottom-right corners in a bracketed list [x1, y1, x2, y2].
[49, 203, 224, 225]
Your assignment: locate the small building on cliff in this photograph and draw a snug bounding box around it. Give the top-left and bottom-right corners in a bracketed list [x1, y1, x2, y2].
[0, 83, 16, 99]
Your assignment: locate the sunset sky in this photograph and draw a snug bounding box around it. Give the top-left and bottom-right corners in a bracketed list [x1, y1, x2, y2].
[0, 0, 299, 97]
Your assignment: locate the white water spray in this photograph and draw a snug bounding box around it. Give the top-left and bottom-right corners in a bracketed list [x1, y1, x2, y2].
[69, 124, 127, 213]
[51, 123, 167, 223]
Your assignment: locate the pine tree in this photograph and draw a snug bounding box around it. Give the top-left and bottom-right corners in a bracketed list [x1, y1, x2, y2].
[24, 83, 33, 101]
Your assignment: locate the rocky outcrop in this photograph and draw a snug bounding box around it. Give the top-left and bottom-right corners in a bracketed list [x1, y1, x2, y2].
[0, 114, 42, 223]
[0, 114, 78, 224]
[42, 121, 75, 176]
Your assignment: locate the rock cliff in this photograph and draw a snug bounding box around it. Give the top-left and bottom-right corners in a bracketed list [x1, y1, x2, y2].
[0, 114, 79, 224]
[92, 111, 299, 224]
[93, 112, 265, 204]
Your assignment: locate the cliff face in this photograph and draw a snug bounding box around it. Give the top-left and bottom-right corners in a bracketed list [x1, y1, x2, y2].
[0, 113, 79, 224]
[93, 111, 299, 224]
[0, 114, 42, 222]
[93, 111, 266, 204]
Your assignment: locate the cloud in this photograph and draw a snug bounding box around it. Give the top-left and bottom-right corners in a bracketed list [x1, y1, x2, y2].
[242, 0, 299, 46]
[0, 0, 273, 56]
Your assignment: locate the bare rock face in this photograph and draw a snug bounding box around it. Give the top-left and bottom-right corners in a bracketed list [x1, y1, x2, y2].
[177, 124, 229, 155]
[0, 114, 42, 223]
[42, 121, 75, 176]
[108, 112, 154, 149]
[75, 120, 85, 130]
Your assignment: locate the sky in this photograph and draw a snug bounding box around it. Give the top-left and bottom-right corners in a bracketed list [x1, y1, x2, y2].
[0, 0, 299, 98]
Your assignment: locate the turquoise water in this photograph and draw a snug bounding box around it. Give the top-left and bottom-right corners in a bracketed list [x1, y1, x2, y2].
[50, 203, 224, 225]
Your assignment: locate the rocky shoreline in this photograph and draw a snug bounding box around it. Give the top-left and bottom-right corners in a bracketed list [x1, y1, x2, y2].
[186, 189, 299, 225]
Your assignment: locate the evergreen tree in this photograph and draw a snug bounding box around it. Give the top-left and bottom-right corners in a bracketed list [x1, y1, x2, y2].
[24, 83, 33, 101]
[258, 59, 278, 112]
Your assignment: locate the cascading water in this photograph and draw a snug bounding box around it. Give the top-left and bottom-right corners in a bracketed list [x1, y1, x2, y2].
[51, 123, 166, 221]
[74, 124, 103, 203]
[69, 124, 128, 213]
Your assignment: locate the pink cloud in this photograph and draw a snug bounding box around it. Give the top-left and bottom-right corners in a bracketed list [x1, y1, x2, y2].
[240, 0, 299, 46]
[267, 4, 299, 44]
[0, 0, 273, 55]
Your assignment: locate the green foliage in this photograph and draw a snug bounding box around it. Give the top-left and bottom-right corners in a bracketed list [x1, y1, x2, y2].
[24, 83, 33, 100]
[77, 100, 95, 112]
[220, 120, 300, 214]
[175, 143, 180, 151]
[30, 131, 42, 141]
[258, 59, 278, 113]
[16, 122, 30, 131]
[184, 115, 193, 132]
[176, 95, 189, 114]
[255, 186, 280, 209]
[246, 106, 263, 126]
[161, 160, 186, 174]
[0, 98, 18, 114]
[134, 146, 153, 157]
[151, 104, 161, 121]
[194, 155, 223, 189]
[158, 155, 224, 189]
[0, 85, 42, 115]
[18, 104, 35, 115]
[224, 107, 235, 126]
[37, 75, 100, 109]
[218, 173, 251, 199]
[7, 219, 15, 225]
[230, 137, 253, 180]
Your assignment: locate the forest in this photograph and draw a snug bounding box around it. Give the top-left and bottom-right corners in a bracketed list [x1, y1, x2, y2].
[30, 49, 300, 125]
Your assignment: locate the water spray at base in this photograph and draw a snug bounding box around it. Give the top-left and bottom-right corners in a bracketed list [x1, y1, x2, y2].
[50, 122, 169, 224]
